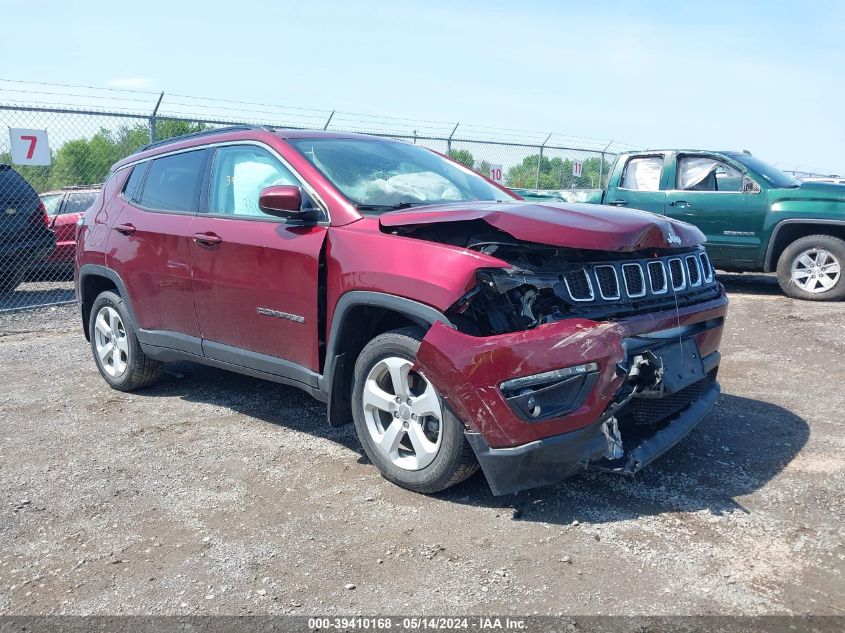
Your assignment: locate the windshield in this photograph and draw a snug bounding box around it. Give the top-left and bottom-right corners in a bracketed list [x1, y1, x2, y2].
[288, 137, 515, 212]
[727, 153, 800, 188]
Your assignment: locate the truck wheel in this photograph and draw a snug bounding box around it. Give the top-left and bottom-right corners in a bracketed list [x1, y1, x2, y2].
[776, 235, 845, 301]
[89, 290, 163, 391]
[351, 326, 479, 494]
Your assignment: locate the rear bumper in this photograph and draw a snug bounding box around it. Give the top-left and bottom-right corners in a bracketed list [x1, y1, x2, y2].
[467, 377, 721, 496]
[0, 233, 55, 270]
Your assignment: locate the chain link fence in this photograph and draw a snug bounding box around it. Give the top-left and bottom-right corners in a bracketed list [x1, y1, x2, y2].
[0, 100, 621, 313]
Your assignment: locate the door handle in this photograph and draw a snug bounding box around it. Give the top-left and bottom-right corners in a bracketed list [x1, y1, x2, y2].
[608, 200, 628, 207]
[113, 223, 136, 236]
[669, 200, 690, 209]
[193, 232, 223, 247]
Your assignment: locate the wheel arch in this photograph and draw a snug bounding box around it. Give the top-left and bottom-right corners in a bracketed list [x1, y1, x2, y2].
[78, 265, 137, 341]
[322, 291, 451, 427]
[764, 219, 845, 272]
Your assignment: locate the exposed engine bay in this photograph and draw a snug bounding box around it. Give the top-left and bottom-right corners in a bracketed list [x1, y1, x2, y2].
[387, 220, 722, 336]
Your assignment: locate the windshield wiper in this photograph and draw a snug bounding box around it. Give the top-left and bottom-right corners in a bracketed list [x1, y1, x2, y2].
[355, 201, 427, 211]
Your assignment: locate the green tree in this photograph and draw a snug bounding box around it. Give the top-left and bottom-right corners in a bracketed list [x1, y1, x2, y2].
[154, 119, 207, 142]
[448, 149, 475, 169]
[505, 154, 613, 190]
[0, 152, 52, 193]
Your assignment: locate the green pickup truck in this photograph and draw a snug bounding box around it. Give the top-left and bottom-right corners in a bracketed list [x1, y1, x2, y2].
[513, 150, 845, 301]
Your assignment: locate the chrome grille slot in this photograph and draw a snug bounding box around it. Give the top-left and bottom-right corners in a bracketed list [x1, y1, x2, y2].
[686, 255, 701, 286]
[647, 261, 668, 294]
[553, 250, 717, 309]
[563, 268, 594, 301]
[594, 265, 620, 300]
[622, 263, 646, 298]
[699, 252, 714, 283]
[668, 258, 686, 291]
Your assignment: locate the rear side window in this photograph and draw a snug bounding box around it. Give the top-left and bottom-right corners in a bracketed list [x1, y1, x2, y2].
[139, 150, 208, 212]
[620, 156, 663, 191]
[63, 192, 98, 214]
[41, 194, 63, 216]
[123, 163, 147, 202]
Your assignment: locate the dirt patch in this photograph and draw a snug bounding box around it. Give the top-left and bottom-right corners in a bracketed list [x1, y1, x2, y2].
[0, 277, 843, 615]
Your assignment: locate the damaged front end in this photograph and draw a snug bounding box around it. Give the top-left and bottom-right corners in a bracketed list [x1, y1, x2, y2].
[441, 231, 721, 336]
[407, 224, 728, 496]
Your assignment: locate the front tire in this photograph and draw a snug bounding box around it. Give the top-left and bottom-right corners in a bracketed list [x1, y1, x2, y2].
[89, 290, 162, 391]
[776, 235, 845, 301]
[351, 326, 479, 494]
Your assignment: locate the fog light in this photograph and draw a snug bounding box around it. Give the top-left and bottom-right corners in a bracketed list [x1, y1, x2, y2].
[501, 363, 599, 422]
[519, 389, 542, 418]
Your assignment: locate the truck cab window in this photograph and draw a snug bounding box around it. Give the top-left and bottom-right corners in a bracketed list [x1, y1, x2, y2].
[678, 157, 742, 192]
[620, 156, 662, 191]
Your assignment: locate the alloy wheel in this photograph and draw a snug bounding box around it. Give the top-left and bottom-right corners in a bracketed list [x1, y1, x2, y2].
[791, 248, 841, 294]
[361, 356, 443, 471]
[93, 306, 129, 377]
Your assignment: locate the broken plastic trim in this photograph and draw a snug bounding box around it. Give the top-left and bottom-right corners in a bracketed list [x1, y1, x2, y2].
[500, 363, 600, 422]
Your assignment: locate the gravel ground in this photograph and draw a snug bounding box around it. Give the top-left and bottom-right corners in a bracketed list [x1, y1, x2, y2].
[0, 273, 843, 616]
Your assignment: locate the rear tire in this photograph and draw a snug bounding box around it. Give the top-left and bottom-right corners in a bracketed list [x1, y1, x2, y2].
[351, 326, 479, 494]
[776, 235, 845, 301]
[0, 268, 24, 294]
[89, 290, 162, 391]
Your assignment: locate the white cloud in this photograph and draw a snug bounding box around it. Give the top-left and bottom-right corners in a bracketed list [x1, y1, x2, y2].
[106, 76, 154, 90]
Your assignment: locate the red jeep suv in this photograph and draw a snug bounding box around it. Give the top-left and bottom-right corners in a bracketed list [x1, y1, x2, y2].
[76, 126, 728, 495]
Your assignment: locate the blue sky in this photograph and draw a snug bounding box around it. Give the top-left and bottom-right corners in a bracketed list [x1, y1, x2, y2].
[4, 0, 844, 173]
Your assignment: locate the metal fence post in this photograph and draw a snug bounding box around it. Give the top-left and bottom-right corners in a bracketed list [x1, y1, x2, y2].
[149, 92, 164, 142]
[537, 133, 552, 189]
[599, 140, 613, 188]
[447, 123, 459, 155]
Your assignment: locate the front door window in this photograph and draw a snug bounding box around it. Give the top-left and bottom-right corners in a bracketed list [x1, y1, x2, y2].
[677, 157, 743, 192]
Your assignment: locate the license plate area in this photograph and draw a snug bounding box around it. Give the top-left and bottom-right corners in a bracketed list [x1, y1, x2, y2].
[642, 339, 705, 396]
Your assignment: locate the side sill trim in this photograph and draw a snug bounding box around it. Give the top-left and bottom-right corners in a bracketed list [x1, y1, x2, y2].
[140, 343, 328, 403]
[202, 339, 321, 390]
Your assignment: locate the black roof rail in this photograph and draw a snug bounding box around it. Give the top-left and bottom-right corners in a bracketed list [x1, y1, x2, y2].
[137, 124, 271, 153]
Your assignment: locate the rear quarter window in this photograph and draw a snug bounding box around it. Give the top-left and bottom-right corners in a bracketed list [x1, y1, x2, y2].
[41, 193, 63, 216]
[122, 162, 148, 202]
[63, 192, 98, 214]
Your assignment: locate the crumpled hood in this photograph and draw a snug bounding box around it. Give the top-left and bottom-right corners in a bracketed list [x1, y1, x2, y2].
[379, 201, 704, 251]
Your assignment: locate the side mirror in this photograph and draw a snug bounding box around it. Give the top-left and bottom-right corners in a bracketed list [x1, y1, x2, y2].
[742, 176, 761, 194]
[258, 185, 320, 224]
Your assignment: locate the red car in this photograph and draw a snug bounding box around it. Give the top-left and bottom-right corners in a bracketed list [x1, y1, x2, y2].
[40, 186, 100, 270]
[75, 126, 728, 495]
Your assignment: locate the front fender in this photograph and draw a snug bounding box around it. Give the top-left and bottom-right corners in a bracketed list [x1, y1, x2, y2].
[763, 197, 845, 269]
[325, 219, 508, 317]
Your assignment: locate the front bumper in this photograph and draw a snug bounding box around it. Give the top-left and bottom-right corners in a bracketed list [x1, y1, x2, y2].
[466, 358, 720, 496]
[414, 287, 728, 495]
